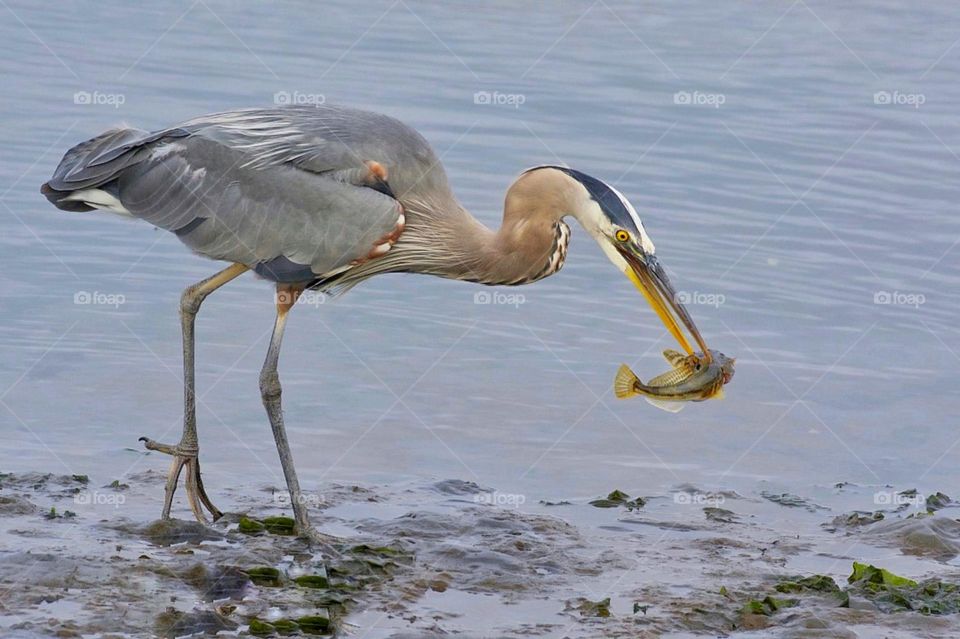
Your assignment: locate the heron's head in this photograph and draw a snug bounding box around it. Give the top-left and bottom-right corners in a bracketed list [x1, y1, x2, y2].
[520, 165, 709, 357]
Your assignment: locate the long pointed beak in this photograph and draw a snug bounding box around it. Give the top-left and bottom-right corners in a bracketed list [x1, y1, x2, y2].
[618, 244, 710, 361]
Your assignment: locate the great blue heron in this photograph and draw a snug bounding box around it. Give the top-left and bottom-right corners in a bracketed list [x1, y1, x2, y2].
[42, 105, 709, 541]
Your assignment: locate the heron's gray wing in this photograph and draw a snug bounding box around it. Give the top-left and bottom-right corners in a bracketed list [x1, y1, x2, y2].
[116, 135, 403, 281]
[172, 106, 451, 201]
[43, 105, 469, 280]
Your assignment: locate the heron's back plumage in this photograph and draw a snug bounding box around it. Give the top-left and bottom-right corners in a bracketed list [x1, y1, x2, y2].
[42, 105, 457, 283]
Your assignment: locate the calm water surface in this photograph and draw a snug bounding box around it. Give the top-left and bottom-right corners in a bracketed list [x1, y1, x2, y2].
[1, 1, 960, 636]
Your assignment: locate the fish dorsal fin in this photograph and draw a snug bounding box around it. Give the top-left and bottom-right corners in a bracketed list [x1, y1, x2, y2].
[644, 397, 686, 413]
[661, 349, 688, 369]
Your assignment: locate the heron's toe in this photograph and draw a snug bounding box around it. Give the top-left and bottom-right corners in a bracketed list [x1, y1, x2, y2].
[139, 437, 181, 456]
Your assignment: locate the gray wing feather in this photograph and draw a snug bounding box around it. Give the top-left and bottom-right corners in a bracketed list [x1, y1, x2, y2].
[174, 106, 449, 198]
[117, 136, 401, 279]
[42, 105, 437, 280]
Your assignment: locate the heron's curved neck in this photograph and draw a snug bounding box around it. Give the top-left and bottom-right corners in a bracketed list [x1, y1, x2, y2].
[440, 171, 581, 286]
[327, 168, 586, 291]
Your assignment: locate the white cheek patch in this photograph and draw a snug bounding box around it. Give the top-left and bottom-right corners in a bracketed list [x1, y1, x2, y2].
[598, 240, 630, 273]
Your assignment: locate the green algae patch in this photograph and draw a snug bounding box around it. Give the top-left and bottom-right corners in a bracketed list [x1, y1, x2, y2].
[741, 595, 797, 616]
[583, 597, 612, 617]
[263, 516, 296, 535]
[567, 597, 611, 617]
[244, 566, 283, 587]
[589, 489, 644, 510]
[296, 615, 332, 634]
[332, 543, 412, 579]
[775, 575, 841, 594]
[294, 574, 330, 589]
[757, 563, 960, 616]
[238, 516, 266, 535]
[847, 562, 960, 614]
[848, 562, 918, 588]
[830, 510, 884, 529]
[247, 618, 302, 636]
[248, 618, 276, 636]
[925, 492, 951, 512]
[272, 619, 300, 635]
[238, 515, 296, 535]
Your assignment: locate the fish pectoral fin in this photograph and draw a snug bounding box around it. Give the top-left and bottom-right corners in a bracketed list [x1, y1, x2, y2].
[644, 397, 686, 413]
[712, 387, 726, 400]
[614, 364, 640, 399]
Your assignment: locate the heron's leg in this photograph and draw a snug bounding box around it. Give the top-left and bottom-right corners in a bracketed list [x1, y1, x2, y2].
[140, 263, 249, 522]
[259, 285, 322, 541]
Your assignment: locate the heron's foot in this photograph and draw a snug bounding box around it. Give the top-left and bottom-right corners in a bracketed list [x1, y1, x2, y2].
[139, 437, 223, 523]
[296, 524, 341, 557]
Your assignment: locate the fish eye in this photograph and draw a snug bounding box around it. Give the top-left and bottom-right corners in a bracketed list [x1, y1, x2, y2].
[615, 229, 630, 242]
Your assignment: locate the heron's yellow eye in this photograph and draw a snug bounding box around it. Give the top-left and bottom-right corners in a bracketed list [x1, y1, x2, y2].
[615, 230, 630, 242]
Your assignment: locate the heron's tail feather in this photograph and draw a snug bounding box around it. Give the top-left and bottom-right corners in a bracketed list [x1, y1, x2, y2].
[614, 364, 641, 399]
[41, 126, 186, 212]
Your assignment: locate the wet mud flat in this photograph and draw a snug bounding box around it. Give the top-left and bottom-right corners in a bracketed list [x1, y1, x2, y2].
[1, 472, 960, 638]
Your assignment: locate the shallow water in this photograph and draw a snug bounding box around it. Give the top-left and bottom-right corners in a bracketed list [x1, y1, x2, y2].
[1, 1, 960, 636]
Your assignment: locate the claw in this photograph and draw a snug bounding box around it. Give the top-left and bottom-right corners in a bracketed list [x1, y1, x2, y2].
[140, 437, 221, 522]
[139, 437, 179, 456]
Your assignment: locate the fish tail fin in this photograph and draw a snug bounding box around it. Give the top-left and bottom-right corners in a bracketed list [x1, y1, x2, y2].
[614, 364, 641, 399]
